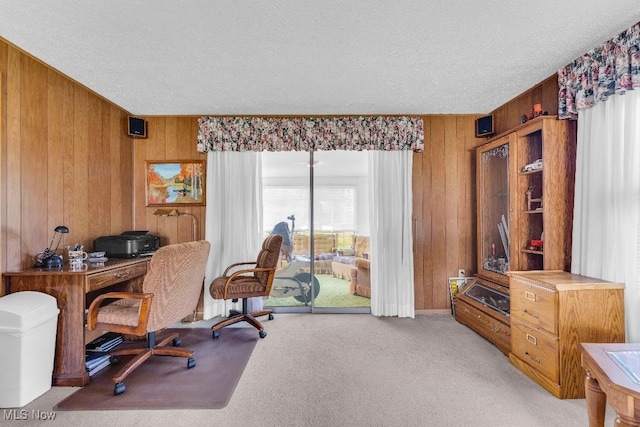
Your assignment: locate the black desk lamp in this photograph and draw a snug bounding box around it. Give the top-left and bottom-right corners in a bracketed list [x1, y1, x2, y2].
[34, 225, 69, 268]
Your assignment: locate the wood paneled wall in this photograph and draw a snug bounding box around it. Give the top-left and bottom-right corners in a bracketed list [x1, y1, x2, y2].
[0, 39, 134, 272]
[413, 115, 485, 309]
[491, 75, 559, 135]
[132, 117, 206, 245]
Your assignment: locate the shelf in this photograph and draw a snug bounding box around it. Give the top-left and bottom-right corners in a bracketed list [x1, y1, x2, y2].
[520, 169, 543, 176]
[524, 209, 543, 214]
[521, 249, 543, 255]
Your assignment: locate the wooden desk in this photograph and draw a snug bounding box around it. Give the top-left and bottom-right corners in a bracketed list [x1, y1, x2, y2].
[3, 258, 149, 386]
[581, 343, 640, 427]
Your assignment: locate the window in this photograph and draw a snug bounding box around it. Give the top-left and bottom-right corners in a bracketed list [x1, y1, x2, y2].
[263, 186, 356, 233]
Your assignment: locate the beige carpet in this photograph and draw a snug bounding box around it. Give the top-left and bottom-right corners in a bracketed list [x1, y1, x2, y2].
[17, 313, 617, 426]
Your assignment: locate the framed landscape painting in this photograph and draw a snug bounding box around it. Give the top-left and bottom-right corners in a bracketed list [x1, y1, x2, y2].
[145, 160, 206, 206]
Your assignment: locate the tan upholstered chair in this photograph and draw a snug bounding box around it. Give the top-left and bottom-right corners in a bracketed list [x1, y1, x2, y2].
[209, 234, 282, 339]
[349, 257, 371, 298]
[86, 240, 211, 395]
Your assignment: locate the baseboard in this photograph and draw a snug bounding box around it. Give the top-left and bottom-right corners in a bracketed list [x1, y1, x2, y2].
[415, 309, 451, 315]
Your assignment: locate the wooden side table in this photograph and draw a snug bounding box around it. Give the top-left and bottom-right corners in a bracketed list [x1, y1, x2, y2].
[581, 343, 640, 427]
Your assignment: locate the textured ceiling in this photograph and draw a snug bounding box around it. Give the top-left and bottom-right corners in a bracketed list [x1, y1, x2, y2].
[1, 1, 639, 116]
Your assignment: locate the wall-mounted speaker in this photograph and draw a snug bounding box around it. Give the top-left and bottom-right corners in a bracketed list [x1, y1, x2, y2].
[127, 116, 147, 138]
[475, 115, 494, 138]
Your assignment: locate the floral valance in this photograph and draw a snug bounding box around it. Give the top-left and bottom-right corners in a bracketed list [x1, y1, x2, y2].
[196, 116, 424, 153]
[558, 21, 640, 119]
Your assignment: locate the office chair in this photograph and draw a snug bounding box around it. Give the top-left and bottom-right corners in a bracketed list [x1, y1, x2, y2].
[86, 240, 211, 395]
[209, 234, 282, 339]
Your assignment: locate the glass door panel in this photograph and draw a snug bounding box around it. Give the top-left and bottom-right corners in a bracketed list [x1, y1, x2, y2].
[262, 151, 313, 311]
[312, 150, 370, 311]
[261, 150, 371, 312]
[477, 137, 512, 286]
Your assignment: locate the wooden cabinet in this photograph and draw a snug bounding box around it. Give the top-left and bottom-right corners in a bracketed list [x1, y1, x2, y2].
[454, 277, 511, 355]
[456, 130, 515, 353]
[455, 116, 576, 354]
[508, 270, 625, 399]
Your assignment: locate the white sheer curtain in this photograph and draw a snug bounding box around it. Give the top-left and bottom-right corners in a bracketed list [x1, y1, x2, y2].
[572, 90, 640, 341]
[203, 151, 264, 319]
[368, 150, 415, 318]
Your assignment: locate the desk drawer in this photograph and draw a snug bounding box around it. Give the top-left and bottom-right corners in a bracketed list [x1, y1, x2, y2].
[87, 262, 147, 292]
[511, 317, 559, 382]
[510, 279, 557, 335]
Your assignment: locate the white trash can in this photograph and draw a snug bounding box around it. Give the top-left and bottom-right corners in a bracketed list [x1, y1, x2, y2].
[0, 291, 59, 408]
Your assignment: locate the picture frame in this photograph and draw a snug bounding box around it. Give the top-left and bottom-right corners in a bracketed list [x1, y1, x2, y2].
[145, 160, 206, 206]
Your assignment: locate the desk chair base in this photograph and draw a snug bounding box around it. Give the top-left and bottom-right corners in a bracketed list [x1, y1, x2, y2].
[108, 330, 196, 395]
[211, 299, 273, 339]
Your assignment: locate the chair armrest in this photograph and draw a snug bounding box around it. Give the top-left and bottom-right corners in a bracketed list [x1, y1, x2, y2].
[223, 267, 276, 296]
[223, 261, 257, 276]
[355, 258, 371, 269]
[86, 291, 153, 333]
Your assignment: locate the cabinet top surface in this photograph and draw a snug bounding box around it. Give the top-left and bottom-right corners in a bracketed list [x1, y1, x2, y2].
[3, 258, 149, 276]
[509, 270, 624, 290]
[477, 115, 560, 148]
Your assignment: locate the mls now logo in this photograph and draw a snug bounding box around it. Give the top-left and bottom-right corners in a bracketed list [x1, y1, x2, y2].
[3, 410, 28, 420]
[3, 409, 57, 420]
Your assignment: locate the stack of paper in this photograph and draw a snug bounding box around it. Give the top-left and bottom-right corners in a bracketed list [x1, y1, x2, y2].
[86, 332, 123, 352]
[85, 351, 111, 376]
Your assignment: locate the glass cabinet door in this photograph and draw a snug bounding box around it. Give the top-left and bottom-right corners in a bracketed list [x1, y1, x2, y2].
[476, 135, 515, 285]
[462, 278, 510, 316]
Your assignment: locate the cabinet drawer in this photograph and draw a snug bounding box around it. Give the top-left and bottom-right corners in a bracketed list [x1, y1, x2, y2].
[510, 279, 557, 334]
[455, 299, 510, 355]
[87, 262, 147, 292]
[511, 317, 558, 381]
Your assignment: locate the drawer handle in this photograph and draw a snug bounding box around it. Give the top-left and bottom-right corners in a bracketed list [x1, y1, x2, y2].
[526, 333, 537, 345]
[523, 308, 539, 319]
[524, 351, 541, 364]
[114, 270, 131, 279]
[524, 291, 536, 301]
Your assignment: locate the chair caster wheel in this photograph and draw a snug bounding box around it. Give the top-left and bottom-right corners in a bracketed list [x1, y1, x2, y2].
[212, 330, 220, 339]
[114, 382, 125, 395]
[259, 330, 267, 338]
[110, 355, 120, 365]
[268, 313, 274, 320]
[187, 357, 196, 369]
[173, 338, 182, 347]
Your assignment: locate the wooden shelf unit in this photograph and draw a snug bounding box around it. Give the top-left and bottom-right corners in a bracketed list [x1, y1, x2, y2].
[512, 117, 576, 273]
[455, 116, 577, 355]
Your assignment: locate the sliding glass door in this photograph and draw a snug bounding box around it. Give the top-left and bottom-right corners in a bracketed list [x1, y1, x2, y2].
[262, 151, 313, 311]
[262, 150, 371, 313]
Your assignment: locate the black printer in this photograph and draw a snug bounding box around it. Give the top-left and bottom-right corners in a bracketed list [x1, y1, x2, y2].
[93, 231, 160, 258]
